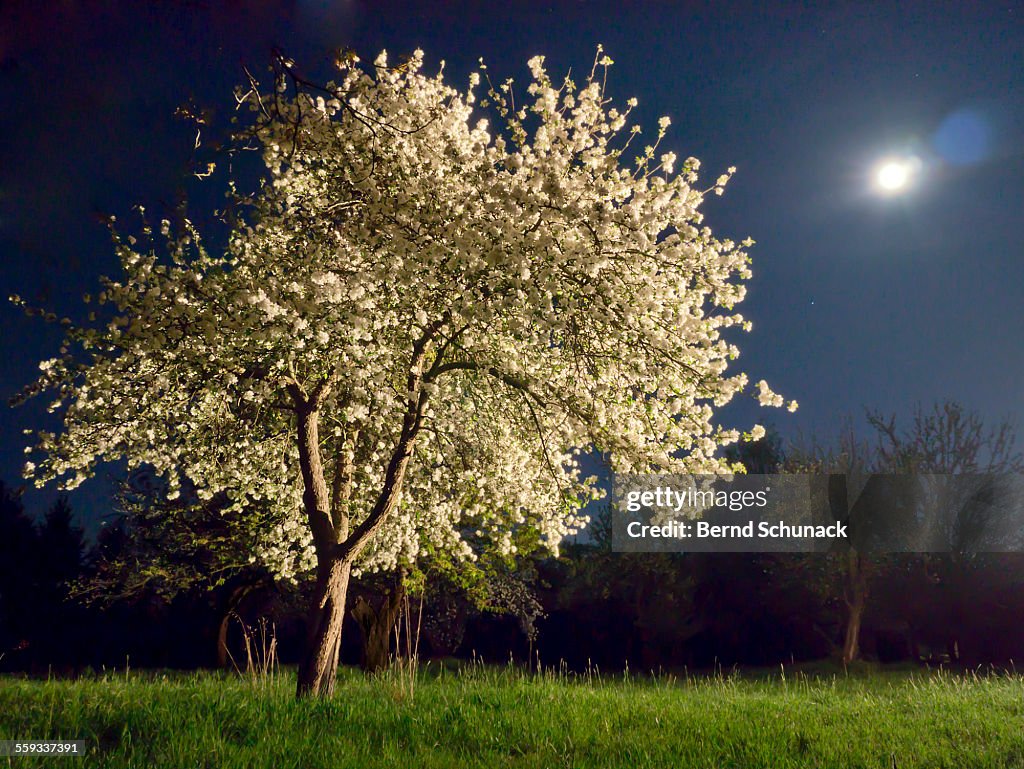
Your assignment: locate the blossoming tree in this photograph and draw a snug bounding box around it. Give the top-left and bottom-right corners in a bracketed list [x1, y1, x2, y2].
[15, 48, 794, 697]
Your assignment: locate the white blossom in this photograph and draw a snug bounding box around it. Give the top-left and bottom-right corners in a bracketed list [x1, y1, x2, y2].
[16, 48, 789, 581]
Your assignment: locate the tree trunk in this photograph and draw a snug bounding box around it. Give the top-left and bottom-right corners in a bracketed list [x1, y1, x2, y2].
[842, 592, 865, 664]
[216, 584, 255, 669]
[826, 473, 868, 665]
[842, 550, 867, 664]
[216, 611, 231, 670]
[351, 578, 406, 673]
[296, 557, 352, 697]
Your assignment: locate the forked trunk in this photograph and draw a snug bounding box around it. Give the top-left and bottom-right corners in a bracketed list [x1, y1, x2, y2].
[296, 557, 352, 697]
[290, 341, 429, 698]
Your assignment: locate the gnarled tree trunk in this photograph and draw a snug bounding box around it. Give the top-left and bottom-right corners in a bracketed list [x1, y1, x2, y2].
[351, 576, 406, 673]
[296, 557, 352, 697]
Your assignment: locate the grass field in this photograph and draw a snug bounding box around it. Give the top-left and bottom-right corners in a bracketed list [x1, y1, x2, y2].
[1, 663, 1023, 768]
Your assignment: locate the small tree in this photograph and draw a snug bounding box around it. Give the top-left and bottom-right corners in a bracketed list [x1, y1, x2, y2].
[15, 48, 791, 697]
[790, 401, 1021, 663]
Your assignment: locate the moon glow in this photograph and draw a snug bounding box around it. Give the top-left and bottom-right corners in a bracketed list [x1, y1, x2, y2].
[877, 162, 910, 190]
[873, 155, 922, 195]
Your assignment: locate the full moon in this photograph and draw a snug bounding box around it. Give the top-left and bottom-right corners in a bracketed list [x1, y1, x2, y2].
[873, 155, 922, 194]
[876, 161, 910, 191]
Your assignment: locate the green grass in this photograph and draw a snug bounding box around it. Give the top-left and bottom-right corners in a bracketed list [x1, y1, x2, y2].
[2, 663, 1023, 768]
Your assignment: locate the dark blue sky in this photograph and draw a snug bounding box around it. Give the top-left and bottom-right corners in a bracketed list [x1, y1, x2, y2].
[2, 1, 1022, 527]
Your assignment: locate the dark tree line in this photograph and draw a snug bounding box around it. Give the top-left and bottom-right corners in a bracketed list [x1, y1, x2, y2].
[0, 486, 87, 670]
[3, 402, 1023, 675]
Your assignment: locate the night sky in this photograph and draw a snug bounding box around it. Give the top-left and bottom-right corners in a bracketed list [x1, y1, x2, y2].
[2, 2, 1022, 530]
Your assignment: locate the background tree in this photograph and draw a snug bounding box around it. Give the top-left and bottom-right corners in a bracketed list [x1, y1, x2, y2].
[0, 485, 85, 670]
[0, 482, 38, 667]
[34, 497, 86, 666]
[867, 401, 1021, 476]
[866, 402, 1023, 662]
[788, 400, 1022, 663]
[351, 526, 547, 672]
[16, 48, 791, 697]
[78, 472, 284, 668]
